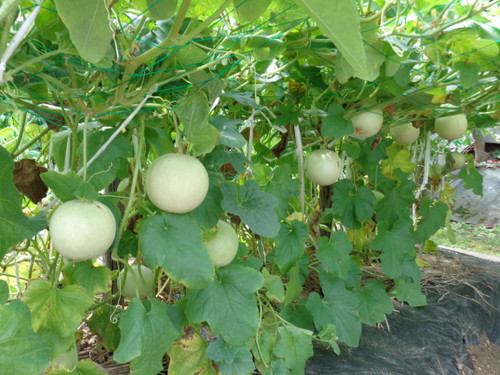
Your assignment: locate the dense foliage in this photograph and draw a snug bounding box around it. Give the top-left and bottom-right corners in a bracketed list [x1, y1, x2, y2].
[0, 0, 497, 373]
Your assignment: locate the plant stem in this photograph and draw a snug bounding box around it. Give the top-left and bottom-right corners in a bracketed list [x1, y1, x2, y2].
[12, 126, 51, 158]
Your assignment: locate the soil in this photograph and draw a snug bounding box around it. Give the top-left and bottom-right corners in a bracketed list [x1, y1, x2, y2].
[455, 334, 500, 375]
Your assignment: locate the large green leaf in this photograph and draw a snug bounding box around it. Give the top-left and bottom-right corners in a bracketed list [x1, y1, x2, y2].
[186, 265, 264, 345]
[0, 300, 51, 374]
[321, 103, 354, 139]
[139, 213, 215, 288]
[135, 0, 177, 20]
[414, 198, 448, 243]
[207, 337, 255, 375]
[221, 180, 280, 238]
[233, 0, 272, 22]
[114, 298, 180, 375]
[372, 220, 419, 280]
[458, 162, 483, 197]
[210, 116, 246, 148]
[274, 220, 309, 273]
[295, 0, 368, 79]
[54, 0, 113, 64]
[175, 91, 220, 156]
[77, 130, 133, 191]
[23, 280, 94, 354]
[50, 359, 104, 374]
[63, 261, 112, 295]
[273, 325, 314, 375]
[330, 180, 376, 229]
[392, 279, 427, 307]
[40, 171, 85, 202]
[0, 146, 47, 258]
[306, 277, 361, 347]
[316, 232, 353, 280]
[357, 280, 394, 325]
[87, 305, 122, 351]
[263, 164, 300, 220]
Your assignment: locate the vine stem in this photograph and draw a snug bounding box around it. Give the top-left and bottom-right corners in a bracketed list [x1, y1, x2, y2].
[0, 2, 41, 85]
[415, 130, 431, 201]
[12, 126, 51, 158]
[294, 125, 305, 219]
[77, 84, 158, 176]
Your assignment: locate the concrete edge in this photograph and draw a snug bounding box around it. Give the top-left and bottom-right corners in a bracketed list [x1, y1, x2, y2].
[438, 245, 500, 264]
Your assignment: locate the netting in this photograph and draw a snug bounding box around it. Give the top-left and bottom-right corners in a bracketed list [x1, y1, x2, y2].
[2, 0, 499, 136]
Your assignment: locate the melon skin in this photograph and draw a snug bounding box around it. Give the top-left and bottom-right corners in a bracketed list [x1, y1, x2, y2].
[434, 114, 468, 141]
[206, 220, 239, 268]
[304, 149, 343, 186]
[49, 199, 116, 261]
[145, 153, 209, 214]
[350, 108, 384, 139]
[390, 122, 420, 145]
[117, 265, 155, 299]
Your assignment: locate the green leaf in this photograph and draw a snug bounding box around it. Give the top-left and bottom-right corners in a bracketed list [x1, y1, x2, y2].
[186, 265, 264, 345]
[87, 305, 122, 351]
[207, 337, 256, 375]
[40, 171, 84, 202]
[321, 103, 354, 139]
[263, 164, 300, 220]
[274, 220, 309, 273]
[74, 182, 99, 202]
[0, 300, 51, 374]
[54, 0, 113, 64]
[167, 329, 217, 375]
[23, 280, 94, 340]
[296, 0, 368, 80]
[139, 212, 215, 289]
[0, 280, 7, 304]
[210, 116, 246, 148]
[273, 325, 314, 375]
[77, 130, 133, 191]
[330, 180, 376, 229]
[357, 280, 393, 325]
[114, 298, 180, 374]
[221, 180, 280, 238]
[50, 359, 105, 374]
[175, 91, 220, 156]
[306, 277, 361, 347]
[134, 0, 177, 20]
[392, 279, 427, 307]
[190, 170, 225, 228]
[372, 220, 419, 280]
[263, 272, 285, 303]
[414, 198, 448, 243]
[0, 146, 47, 258]
[64, 261, 112, 295]
[316, 232, 353, 280]
[454, 60, 480, 88]
[458, 163, 483, 197]
[233, 0, 272, 22]
[275, 100, 300, 126]
[376, 172, 416, 223]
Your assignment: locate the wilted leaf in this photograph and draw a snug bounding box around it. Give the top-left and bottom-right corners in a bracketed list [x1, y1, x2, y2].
[168, 329, 217, 375]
